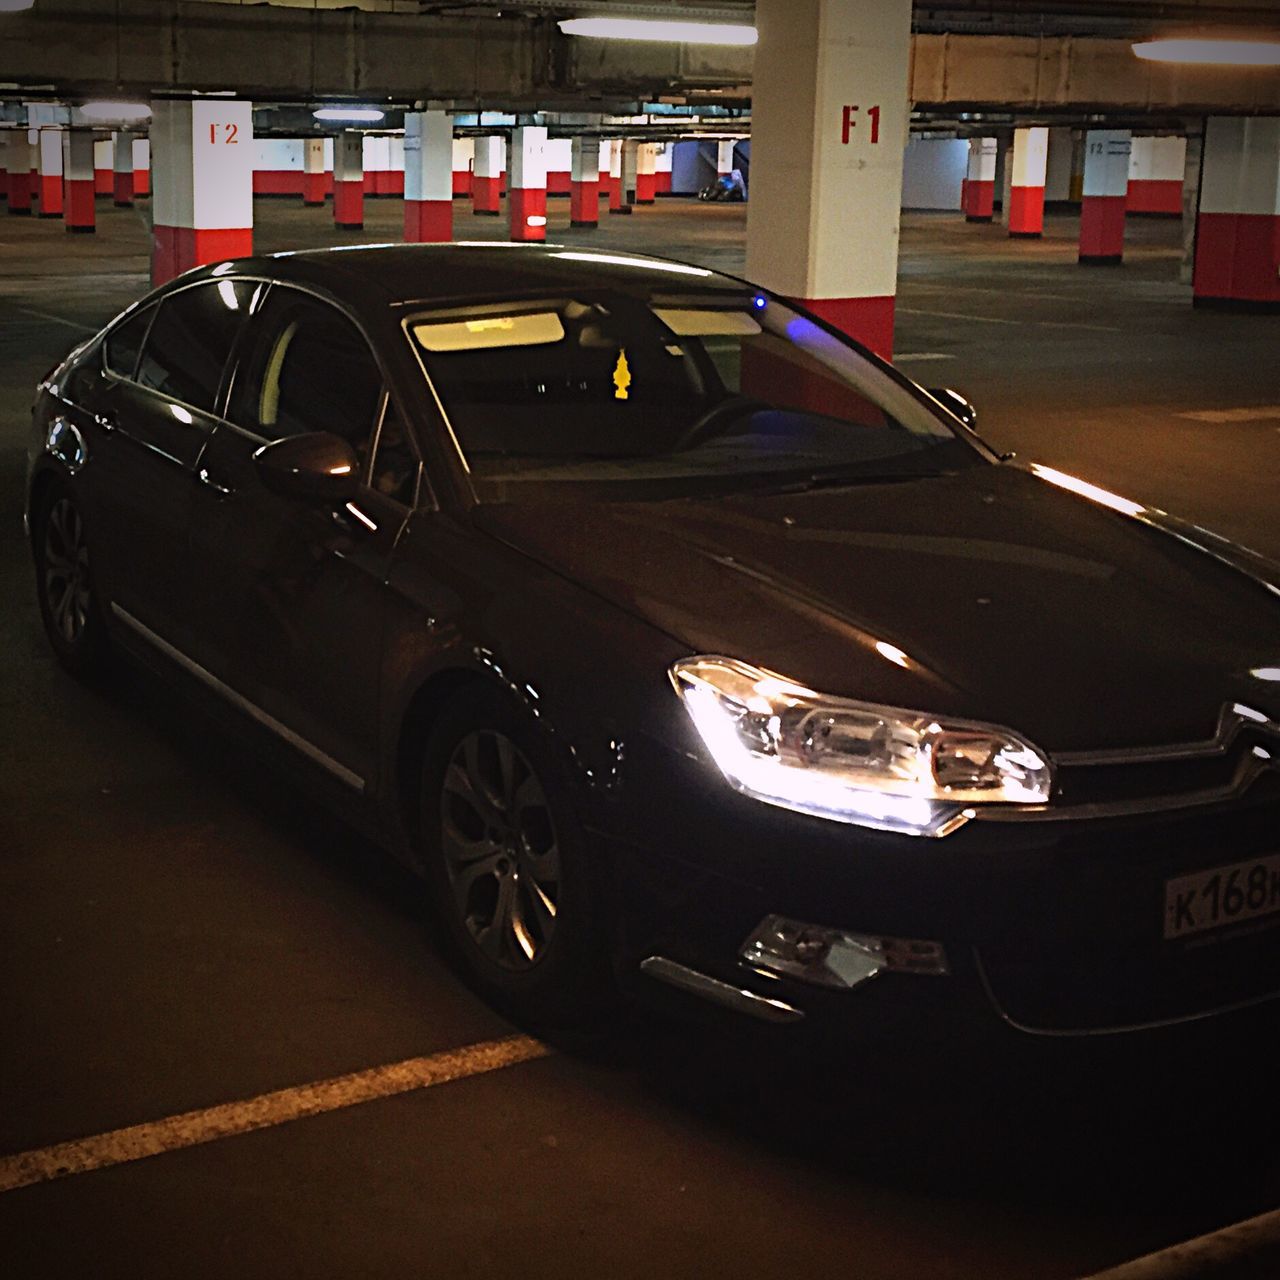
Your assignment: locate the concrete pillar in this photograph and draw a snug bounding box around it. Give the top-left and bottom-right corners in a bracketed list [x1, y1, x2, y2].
[621, 139, 639, 209]
[654, 142, 673, 195]
[150, 99, 254, 286]
[303, 137, 326, 205]
[745, 0, 911, 359]
[1008, 126, 1048, 238]
[133, 137, 150, 197]
[403, 110, 452, 243]
[472, 136, 502, 214]
[1079, 129, 1131, 265]
[7, 132, 34, 214]
[715, 139, 735, 178]
[569, 136, 600, 227]
[93, 137, 112, 196]
[63, 129, 96, 233]
[509, 125, 547, 242]
[36, 129, 64, 217]
[112, 130, 136, 205]
[1045, 127, 1073, 205]
[1127, 136, 1186, 216]
[964, 138, 997, 221]
[545, 137, 572, 195]
[333, 130, 364, 230]
[606, 139, 623, 212]
[635, 143, 657, 204]
[1193, 117, 1280, 312]
[1069, 131, 1086, 202]
[361, 135, 378, 195]
[1180, 133, 1203, 286]
[452, 136, 474, 196]
[388, 135, 405, 196]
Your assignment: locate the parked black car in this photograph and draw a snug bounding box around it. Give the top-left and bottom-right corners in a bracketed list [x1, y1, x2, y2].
[26, 245, 1280, 1039]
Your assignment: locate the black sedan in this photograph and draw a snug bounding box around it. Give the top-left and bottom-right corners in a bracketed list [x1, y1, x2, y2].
[25, 245, 1280, 1041]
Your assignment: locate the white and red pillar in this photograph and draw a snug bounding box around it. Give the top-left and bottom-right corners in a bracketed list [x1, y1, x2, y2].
[745, 0, 911, 360]
[1127, 135, 1185, 217]
[1193, 117, 1280, 312]
[963, 137, 997, 221]
[133, 136, 151, 197]
[36, 129, 64, 218]
[606, 139, 623, 212]
[620, 139, 639, 212]
[333, 130, 364, 230]
[150, 99, 253, 286]
[569, 136, 600, 227]
[635, 143, 657, 204]
[403, 110, 453, 244]
[63, 129, 96, 232]
[93, 138, 112, 197]
[654, 143, 673, 195]
[113, 130, 136, 205]
[509, 125, 547, 242]
[452, 136, 474, 196]
[472, 136, 503, 215]
[7, 132, 33, 215]
[303, 138, 326, 205]
[1079, 129, 1130, 265]
[546, 138, 572, 196]
[1008, 126, 1048, 238]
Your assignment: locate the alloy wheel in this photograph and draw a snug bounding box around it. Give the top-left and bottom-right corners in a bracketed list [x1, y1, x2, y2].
[43, 498, 92, 647]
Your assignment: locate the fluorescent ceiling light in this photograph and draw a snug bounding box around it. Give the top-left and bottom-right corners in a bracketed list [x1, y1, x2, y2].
[80, 101, 151, 122]
[0, 1, 36, 12]
[314, 108, 385, 123]
[1132, 38, 1280, 66]
[558, 17, 757, 46]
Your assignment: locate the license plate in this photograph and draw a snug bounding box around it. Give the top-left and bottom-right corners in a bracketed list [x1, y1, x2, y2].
[1164, 852, 1280, 940]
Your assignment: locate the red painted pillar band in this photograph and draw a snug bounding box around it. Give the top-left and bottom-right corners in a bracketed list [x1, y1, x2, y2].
[404, 199, 452, 243]
[152, 227, 254, 285]
[333, 130, 364, 229]
[453, 168, 472, 196]
[65, 181, 95, 231]
[509, 187, 547, 241]
[472, 175, 500, 213]
[334, 182, 363, 228]
[1079, 197, 1126, 263]
[570, 178, 598, 226]
[1079, 130, 1131, 265]
[796, 297, 896, 363]
[1008, 186, 1045, 237]
[303, 172, 326, 205]
[113, 171, 134, 205]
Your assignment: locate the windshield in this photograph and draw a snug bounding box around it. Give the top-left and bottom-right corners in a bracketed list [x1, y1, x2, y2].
[406, 289, 982, 502]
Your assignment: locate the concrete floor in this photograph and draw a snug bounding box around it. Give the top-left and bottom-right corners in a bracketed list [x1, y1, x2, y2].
[2, 196, 1279, 1279]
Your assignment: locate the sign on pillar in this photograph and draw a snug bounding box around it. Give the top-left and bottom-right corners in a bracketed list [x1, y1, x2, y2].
[509, 125, 548, 242]
[745, 0, 911, 360]
[303, 138, 326, 205]
[472, 136, 502, 215]
[569, 136, 600, 227]
[635, 143, 657, 204]
[37, 130, 64, 218]
[654, 143, 673, 195]
[63, 130, 96, 232]
[1127, 136, 1185, 216]
[403, 110, 453, 244]
[112, 131, 135, 205]
[452, 137, 474, 196]
[150, 99, 254, 286]
[1079, 129, 1131, 265]
[1194, 117, 1280, 312]
[964, 138, 997, 221]
[7, 133, 33, 214]
[333, 130, 364, 230]
[133, 137, 150, 197]
[606, 140, 623, 212]
[1008, 126, 1048, 238]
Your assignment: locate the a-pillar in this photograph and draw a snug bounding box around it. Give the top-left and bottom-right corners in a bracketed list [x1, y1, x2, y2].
[472, 136, 502, 215]
[606, 139, 623, 212]
[6, 133, 32, 214]
[303, 138, 326, 205]
[963, 138, 996, 221]
[112, 131, 136, 205]
[1193, 117, 1280, 312]
[93, 138, 112, 197]
[133, 137, 151, 197]
[654, 142, 673, 195]
[1127, 136, 1185, 216]
[403, 110, 453, 243]
[36, 129, 63, 217]
[1079, 129, 1130, 265]
[63, 129, 96, 232]
[745, 0, 910, 360]
[151, 99, 254, 286]
[333, 131, 364, 230]
[1008, 126, 1048, 237]
[509, 125, 547, 242]
[569, 136, 599, 227]
[635, 143, 657, 204]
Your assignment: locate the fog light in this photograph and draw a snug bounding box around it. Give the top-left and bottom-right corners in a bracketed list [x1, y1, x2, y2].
[740, 915, 948, 990]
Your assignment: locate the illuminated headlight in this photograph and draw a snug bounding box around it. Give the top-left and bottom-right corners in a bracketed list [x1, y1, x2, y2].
[670, 657, 1053, 837]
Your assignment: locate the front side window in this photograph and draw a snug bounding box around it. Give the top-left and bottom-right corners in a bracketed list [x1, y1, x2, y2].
[407, 289, 978, 502]
[136, 280, 256, 412]
[104, 303, 157, 381]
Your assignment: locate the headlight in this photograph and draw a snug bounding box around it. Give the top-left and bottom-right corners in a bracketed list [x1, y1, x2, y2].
[670, 656, 1053, 838]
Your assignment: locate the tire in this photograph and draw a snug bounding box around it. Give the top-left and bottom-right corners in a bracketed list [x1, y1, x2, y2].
[419, 683, 613, 1027]
[32, 478, 111, 679]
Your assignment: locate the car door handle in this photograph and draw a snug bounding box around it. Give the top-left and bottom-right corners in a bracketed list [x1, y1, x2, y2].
[195, 466, 235, 498]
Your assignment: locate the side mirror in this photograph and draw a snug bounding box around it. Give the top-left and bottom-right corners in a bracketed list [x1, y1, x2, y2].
[927, 387, 978, 432]
[253, 432, 359, 505]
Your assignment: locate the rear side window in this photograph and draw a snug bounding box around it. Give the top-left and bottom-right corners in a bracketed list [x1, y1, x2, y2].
[136, 280, 256, 412]
[104, 303, 156, 380]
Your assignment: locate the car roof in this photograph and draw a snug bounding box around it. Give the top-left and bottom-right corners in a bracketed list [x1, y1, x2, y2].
[181, 243, 753, 311]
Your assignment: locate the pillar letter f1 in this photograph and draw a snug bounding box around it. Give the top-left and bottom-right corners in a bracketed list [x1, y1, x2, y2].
[841, 105, 859, 145]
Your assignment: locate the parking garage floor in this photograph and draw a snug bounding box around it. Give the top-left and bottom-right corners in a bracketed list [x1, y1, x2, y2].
[3, 197, 1279, 1279]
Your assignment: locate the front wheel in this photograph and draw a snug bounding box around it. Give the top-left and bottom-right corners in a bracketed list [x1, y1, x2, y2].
[420, 684, 613, 1026]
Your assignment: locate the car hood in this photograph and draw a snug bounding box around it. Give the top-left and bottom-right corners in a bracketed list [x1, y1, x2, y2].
[474, 465, 1280, 753]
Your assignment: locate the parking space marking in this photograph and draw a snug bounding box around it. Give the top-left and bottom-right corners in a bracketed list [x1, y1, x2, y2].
[897, 306, 1123, 333]
[1079, 1206, 1280, 1279]
[0, 304, 98, 333]
[1177, 406, 1280, 424]
[0, 1034, 550, 1195]
[893, 352, 957, 362]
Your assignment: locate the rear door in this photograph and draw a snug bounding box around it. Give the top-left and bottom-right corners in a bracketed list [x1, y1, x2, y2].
[185, 284, 419, 796]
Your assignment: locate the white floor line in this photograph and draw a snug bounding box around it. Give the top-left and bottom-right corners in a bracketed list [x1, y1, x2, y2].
[0, 1034, 550, 1195]
[1079, 1206, 1280, 1279]
[1177, 406, 1280, 424]
[894, 352, 957, 362]
[897, 305, 1122, 333]
[1, 303, 98, 332]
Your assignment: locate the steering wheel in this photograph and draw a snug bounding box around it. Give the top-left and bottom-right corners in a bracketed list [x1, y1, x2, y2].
[670, 395, 770, 453]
